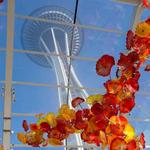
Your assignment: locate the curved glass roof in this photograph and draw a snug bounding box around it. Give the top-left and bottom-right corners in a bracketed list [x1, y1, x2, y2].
[0, 0, 150, 149]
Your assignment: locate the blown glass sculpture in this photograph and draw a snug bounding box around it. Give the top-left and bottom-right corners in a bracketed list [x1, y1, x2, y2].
[17, 17, 150, 149]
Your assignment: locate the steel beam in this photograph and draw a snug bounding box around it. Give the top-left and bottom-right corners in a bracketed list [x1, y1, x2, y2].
[3, 0, 15, 149]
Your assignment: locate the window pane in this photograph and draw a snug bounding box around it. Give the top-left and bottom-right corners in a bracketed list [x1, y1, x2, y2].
[77, 0, 135, 32]
[0, 51, 6, 81]
[12, 85, 61, 114]
[0, 0, 7, 12]
[0, 16, 7, 48]
[15, 0, 76, 16]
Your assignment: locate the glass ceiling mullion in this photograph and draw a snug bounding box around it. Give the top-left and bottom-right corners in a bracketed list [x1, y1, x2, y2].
[0, 11, 123, 34]
[0, 80, 149, 96]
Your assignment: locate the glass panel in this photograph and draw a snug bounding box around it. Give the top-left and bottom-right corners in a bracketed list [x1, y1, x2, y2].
[12, 85, 61, 114]
[13, 53, 70, 85]
[130, 94, 150, 119]
[138, 66, 150, 93]
[141, 8, 150, 21]
[15, 0, 76, 16]
[71, 58, 106, 90]
[77, 0, 135, 32]
[0, 51, 6, 81]
[0, 16, 7, 48]
[0, 0, 7, 12]
[71, 27, 124, 59]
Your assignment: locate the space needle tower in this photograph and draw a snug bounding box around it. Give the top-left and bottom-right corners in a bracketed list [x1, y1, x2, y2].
[21, 6, 91, 150]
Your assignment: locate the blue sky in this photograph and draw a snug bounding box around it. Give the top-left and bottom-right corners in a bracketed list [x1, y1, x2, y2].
[0, 0, 150, 149]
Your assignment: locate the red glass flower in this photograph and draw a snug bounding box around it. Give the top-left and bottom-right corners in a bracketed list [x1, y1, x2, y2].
[96, 55, 115, 77]
[0, 0, 3, 4]
[94, 114, 109, 131]
[91, 103, 103, 115]
[119, 97, 135, 113]
[40, 122, 51, 133]
[127, 140, 137, 150]
[126, 30, 134, 50]
[104, 79, 122, 94]
[22, 120, 29, 132]
[71, 97, 85, 108]
[110, 138, 127, 150]
[103, 93, 120, 105]
[30, 123, 38, 131]
[145, 64, 150, 71]
[118, 52, 139, 68]
[140, 133, 145, 149]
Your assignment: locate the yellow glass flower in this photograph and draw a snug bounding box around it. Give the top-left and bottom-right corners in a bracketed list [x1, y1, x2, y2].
[49, 138, 63, 146]
[17, 132, 27, 144]
[0, 145, 3, 150]
[86, 94, 103, 105]
[124, 123, 135, 142]
[58, 104, 76, 121]
[45, 112, 57, 128]
[37, 118, 47, 125]
[135, 22, 150, 37]
[99, 130, 107, 150]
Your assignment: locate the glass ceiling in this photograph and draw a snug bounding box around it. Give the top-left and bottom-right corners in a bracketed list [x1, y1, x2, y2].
[0, 0, 150, 149]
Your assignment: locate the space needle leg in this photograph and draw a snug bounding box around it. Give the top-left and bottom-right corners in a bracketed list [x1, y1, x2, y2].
[40, 29, 84, 150]
[64, 33, 86, 150]
[65, 33, 89, 102]
[40, 37, 68, 106]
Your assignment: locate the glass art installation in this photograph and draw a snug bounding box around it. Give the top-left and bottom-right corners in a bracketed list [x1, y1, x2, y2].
[17, 17, 150, 150]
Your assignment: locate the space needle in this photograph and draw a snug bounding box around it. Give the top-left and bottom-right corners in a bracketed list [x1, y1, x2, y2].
[21, 6, 90, 150]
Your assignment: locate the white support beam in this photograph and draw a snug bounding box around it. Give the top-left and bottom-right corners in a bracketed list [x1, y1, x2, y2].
[3, 0, 15, 150]
[114, 0, 140, 5]
[132, 4, 144, 30]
